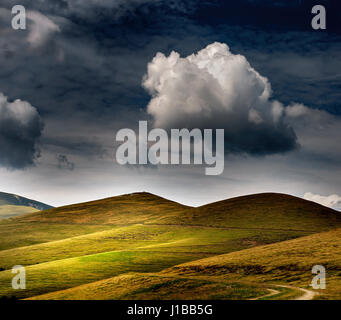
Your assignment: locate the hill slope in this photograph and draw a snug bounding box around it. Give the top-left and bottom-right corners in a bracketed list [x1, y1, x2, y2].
[1, 192, 340, 300]
[163, 227, 341, 299]
[0, 192, 189, 250]
[32, 228, 341, 300]
[0, 192, 52, 211]
[12, 192, 341, 231]
[167, 192, 341, 231]
[13, 192, 189, 224]
[0, 192, 53, 220]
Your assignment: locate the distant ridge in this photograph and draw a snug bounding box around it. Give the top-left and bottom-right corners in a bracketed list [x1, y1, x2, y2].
[0, 192, 53, 211]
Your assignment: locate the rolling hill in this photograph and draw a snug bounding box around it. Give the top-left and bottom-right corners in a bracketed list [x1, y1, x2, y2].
[167, 192, 341, 231]
[161, 227, 341, 299]
[0, 192, 340, 300]
[12, 192, 341, 231]
[0, 192, 53, 220]
[13, 192, 189, 224]
[32, 228, 341, 300]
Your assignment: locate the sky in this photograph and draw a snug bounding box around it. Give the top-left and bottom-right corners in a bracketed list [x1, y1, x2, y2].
[0, 0, 340, 209]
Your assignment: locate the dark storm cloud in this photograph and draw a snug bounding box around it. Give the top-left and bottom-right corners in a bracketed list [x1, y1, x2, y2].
[0, 0, 340, 208]
[0, 93, 44, 169]
[194, 0, 340, 33]
[41, 132, 113, 159]
[0, 0, 340, 165]
[0, 1, 208, 122]
[0, 0, 196, 21]
[45, 137, 109, 159]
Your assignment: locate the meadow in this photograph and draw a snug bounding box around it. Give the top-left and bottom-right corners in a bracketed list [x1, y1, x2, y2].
[0, 192, 340, 300]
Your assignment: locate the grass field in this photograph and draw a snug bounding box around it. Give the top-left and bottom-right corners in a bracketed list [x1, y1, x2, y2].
[0, 220, 115, 250]
[31, 228, 341, 300]
[163, 228, 341, 300]
[28, 273, 269, 300]
[0, 205, 37, 221]
[0, 192, 340, 300]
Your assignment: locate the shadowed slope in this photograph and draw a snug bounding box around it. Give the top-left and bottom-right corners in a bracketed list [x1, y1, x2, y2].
[164, 193, 341, 231]
[0, 192, 52, 211]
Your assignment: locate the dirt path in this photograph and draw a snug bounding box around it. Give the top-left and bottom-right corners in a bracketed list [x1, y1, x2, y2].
[250, 288, 280, 300]
[276, 285, 318, 300]
[251, 285, 318, 300]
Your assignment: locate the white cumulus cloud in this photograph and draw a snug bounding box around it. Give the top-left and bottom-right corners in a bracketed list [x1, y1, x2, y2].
[143, 42, 299, 155]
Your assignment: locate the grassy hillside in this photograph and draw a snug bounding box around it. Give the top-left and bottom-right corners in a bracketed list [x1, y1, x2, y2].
[10, 192, 341, 230]
[0, 221, 114, 251]
[0, 224, 305, 270]
[28, 273, 269, 300]
[163, 228, 341, 299]
[14, 192, 189, 224]
[164, 193, 341, 231]
[33, 228, 341, 300]
[0, 193, 189, 251]
[0, 223, 306, 298]
[0, 205, 37, 220]
[0, 192, 340, 300]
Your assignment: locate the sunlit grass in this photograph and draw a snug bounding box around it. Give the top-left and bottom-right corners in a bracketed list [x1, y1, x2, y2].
[0, 192, 340, 300]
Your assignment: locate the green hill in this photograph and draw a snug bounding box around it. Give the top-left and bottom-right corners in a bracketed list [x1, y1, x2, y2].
[0, 193, 188, 250]
[32, 228, 341, 300]
[166, 192, 341, 231]
[161, 227, 341, 299]
[14, 192, 188, 224]
[12, 192, 341, 231]
[0, 192, 340, 300]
